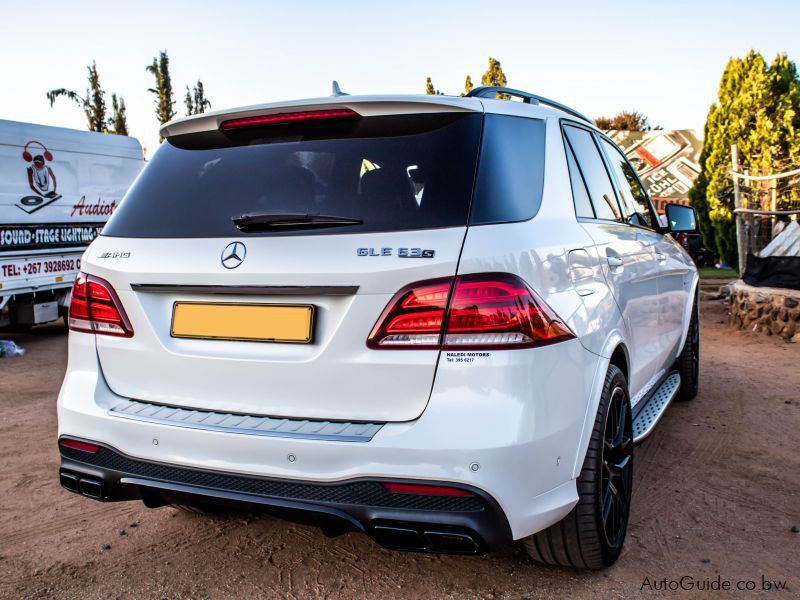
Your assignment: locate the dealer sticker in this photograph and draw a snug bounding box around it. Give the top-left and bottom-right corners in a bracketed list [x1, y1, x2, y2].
[445, 352, 490, 364]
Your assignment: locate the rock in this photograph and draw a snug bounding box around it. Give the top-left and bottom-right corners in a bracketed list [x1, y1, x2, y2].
[101, 544, 111, 551]
[784, 297, 799, 308]
[754, 293, 767, 303]
[791, 525, 799, 533]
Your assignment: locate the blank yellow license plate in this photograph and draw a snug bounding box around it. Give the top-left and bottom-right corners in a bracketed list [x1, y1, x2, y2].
[171, 302, 314, 343]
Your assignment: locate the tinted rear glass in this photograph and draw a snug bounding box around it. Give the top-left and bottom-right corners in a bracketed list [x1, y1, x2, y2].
[470, 115, 546, 224]
[103, 113, 483, 238]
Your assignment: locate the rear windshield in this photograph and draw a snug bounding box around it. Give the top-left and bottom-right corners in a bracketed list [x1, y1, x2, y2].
[103, 113, 483, 238]
[102, 111, 547, 238]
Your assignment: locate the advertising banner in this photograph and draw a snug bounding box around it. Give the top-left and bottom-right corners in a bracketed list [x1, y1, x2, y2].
[604, 129, 704, 214]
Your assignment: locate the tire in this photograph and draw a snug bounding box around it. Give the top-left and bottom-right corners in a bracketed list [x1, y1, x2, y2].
[523, 365, 633, 569]
[676, 297, 699, 401]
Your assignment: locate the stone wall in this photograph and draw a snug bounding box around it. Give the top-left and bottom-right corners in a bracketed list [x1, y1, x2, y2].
[729, 280, 800, 342]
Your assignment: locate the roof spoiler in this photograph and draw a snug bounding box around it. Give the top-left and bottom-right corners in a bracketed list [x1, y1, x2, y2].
[159, 96, 482, 139]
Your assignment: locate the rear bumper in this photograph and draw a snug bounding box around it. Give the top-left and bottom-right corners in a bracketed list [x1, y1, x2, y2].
[59, 331, 602, 541]
[59, 439, 511, 554]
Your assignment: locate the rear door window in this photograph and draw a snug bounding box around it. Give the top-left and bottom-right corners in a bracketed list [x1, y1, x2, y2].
[563, 139, 595, 218]
[562, 125, 623, 222]
[103, 113, 483, 238]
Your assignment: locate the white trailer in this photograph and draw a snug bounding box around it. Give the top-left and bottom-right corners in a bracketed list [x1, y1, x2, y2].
[0, 119, 144, 328]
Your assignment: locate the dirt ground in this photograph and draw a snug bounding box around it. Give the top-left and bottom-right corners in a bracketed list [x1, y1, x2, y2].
[1, 287, 798, 599]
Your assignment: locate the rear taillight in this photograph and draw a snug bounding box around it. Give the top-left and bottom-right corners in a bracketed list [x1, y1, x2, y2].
[68, 272, 134, 337]
[367, 273, 573, 350]
[220, 108, 359, 131]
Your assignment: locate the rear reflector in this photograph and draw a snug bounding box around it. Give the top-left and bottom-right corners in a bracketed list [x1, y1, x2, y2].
[367, 273, 574, 350]
[220, 108, 359, 131]
[382, 482, 473, 497]
[59, 438, 100, 454]
[68, 272, 134, 337]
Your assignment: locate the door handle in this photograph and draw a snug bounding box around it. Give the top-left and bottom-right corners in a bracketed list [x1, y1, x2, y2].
[655, 252, 667, 262]
[607, 256, 624, 268]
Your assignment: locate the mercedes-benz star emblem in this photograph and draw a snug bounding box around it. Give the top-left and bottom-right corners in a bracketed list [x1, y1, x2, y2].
[221, 242, 246, 269]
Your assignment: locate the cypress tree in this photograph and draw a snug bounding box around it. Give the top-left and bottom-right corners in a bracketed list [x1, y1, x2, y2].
[109, 94, 129, 135]
[185, 80, 212, 115]
[46, 61, 108, 132]
[425, 77, 442, 95]
[691, 51, 800, 266]
[147, 50, 176, 138]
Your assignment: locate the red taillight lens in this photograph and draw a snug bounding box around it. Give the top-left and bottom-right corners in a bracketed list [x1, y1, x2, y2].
[59, 438, 100, 453]
[367, 273, 573, 350]
[220, 108, 359, 131]
[367, 279, 451, 349]
[382, 482, 473, 497]
[68, 272, 134, 337]
[444, 273, 573, 349]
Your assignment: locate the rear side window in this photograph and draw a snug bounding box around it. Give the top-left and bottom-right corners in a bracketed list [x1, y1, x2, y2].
[598, 138, 656, 229]
[103, 113, 483, 238]
[470, 115, 546, 225]
[562, 125, 622, 222]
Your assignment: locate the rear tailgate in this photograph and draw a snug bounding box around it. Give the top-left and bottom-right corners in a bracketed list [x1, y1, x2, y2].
[88, 230, 463, 422]
[88, 100, 483, 423]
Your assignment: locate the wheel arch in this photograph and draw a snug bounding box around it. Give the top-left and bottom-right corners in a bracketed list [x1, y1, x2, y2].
[571, 331, 630, 479]
[608, 344, 629, 385]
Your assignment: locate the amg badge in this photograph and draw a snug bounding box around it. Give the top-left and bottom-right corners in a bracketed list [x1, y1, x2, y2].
[356, 247, 435, 258]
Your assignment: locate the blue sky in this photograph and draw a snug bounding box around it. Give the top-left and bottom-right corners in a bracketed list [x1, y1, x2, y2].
[1, 0, 798, 155]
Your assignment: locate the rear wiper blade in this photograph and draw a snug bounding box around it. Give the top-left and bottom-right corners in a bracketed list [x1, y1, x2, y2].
[232, 212, 363, 232]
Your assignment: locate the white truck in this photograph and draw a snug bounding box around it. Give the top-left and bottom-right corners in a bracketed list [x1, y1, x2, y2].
[0, 120, 143, 329]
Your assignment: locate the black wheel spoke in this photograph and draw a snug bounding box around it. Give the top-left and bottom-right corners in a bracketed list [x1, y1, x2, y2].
[602, 486, 614, 522]
[601, 381, 633, 548]
[615, 398, 627, 445]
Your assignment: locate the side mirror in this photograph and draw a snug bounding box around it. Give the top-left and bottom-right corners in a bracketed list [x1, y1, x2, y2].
[664, 203, 698, 234]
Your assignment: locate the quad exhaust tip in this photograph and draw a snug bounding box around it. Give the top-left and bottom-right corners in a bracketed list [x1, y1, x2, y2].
[371, 522, 483, 554]
[60, 471, 104, 500]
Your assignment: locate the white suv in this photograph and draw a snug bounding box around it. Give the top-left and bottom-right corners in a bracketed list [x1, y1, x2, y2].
[57, 86, 700, 569]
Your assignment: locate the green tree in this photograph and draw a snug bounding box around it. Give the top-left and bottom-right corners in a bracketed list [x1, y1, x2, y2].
[425, 77, 442, 95]
[46, 61, 108, 132]
[595, 111, 654, 131]
[691, 51, 800, 266]
[481, 56, 508, 99]
[108, 94, 129, 135]
[147, 50, 176, 137]
[184, 80, 211, 116]
[464, 75, 474, 95]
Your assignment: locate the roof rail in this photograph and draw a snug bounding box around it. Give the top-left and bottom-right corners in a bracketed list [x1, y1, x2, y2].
[465, 86, 594, 125]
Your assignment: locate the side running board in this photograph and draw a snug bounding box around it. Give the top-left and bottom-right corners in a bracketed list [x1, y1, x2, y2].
[632, 372, 681, 444]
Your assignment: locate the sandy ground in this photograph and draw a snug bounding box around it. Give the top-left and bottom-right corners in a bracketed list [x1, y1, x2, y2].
[1, 288, 798, 599]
